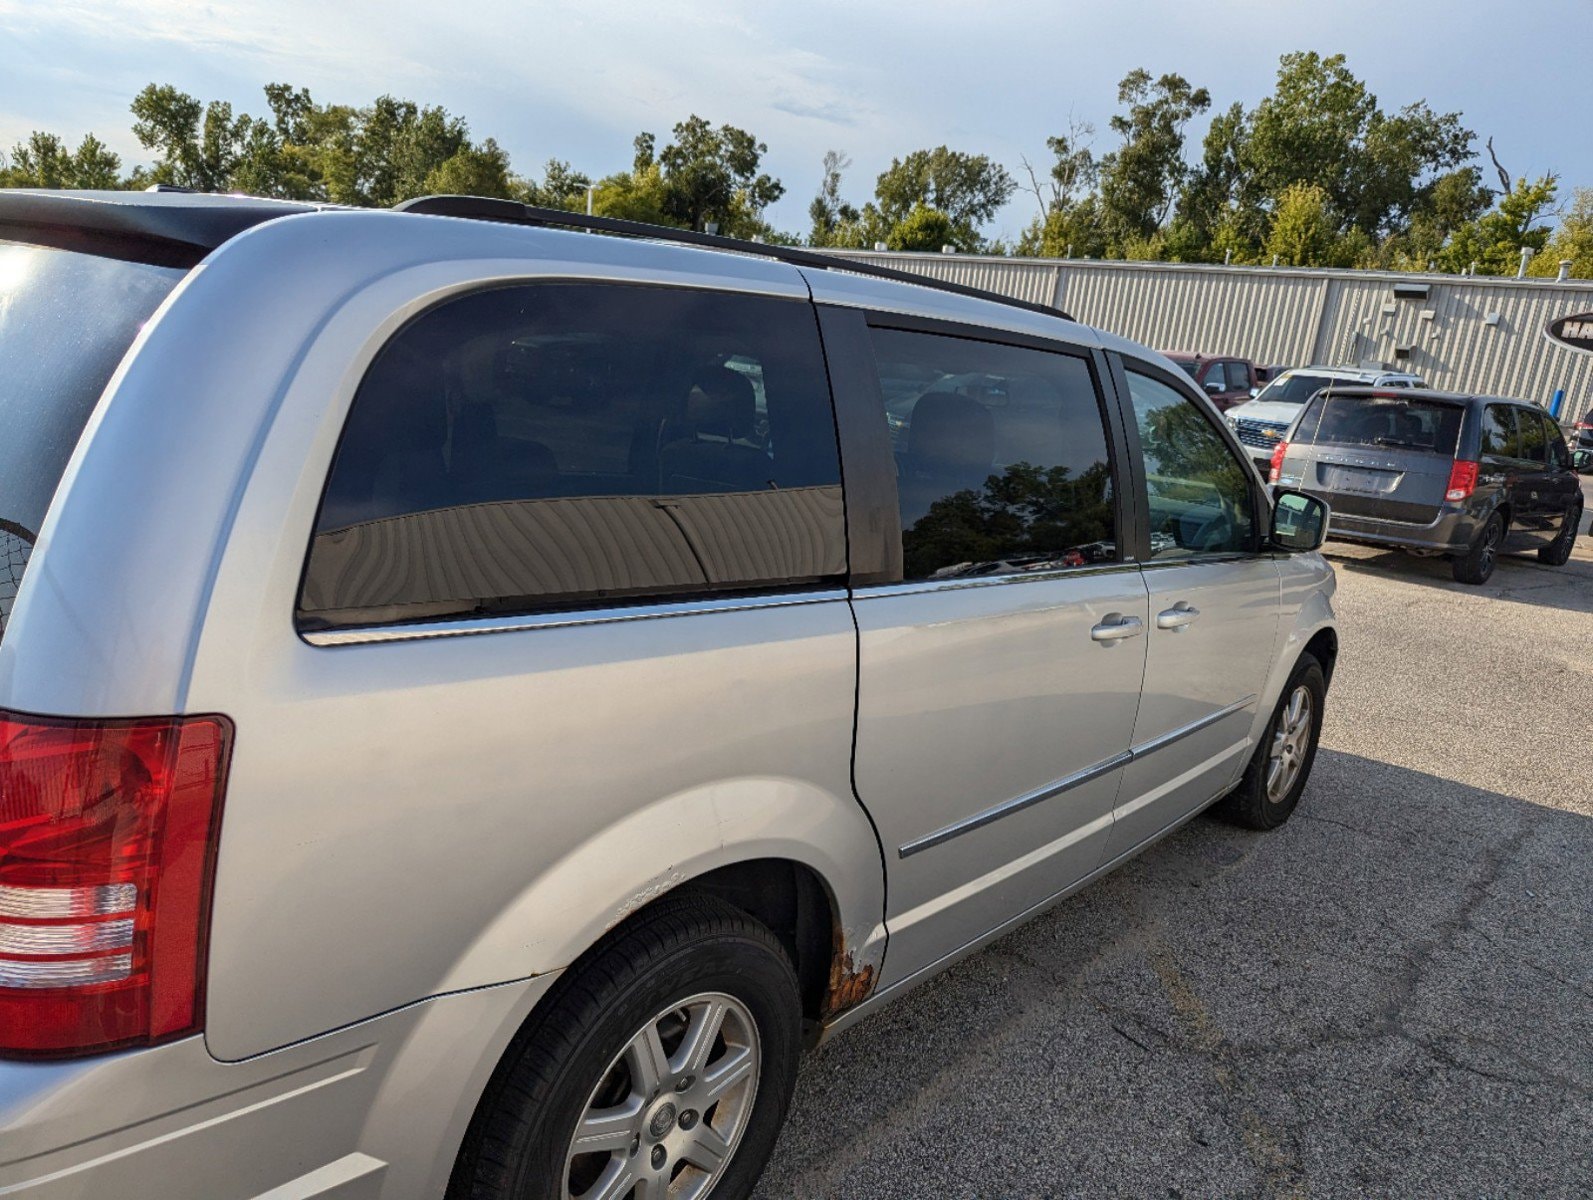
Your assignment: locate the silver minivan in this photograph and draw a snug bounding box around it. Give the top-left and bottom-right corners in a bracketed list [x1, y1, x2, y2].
[0, 190, 1338, 1200]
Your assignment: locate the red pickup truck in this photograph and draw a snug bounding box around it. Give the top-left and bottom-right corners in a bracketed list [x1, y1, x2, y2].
[1161, 352, 1259, 411]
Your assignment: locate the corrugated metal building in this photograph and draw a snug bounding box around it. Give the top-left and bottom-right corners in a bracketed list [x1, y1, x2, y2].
[827, 251, 1593, 424]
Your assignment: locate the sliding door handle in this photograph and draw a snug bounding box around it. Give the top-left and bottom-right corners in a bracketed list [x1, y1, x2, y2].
[1090, 614, 1145, 643]
[1156, 602, 1201, 631]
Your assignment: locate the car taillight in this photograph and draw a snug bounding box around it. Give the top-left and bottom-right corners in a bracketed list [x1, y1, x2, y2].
[1446, 460, 1479, 502]
[1268, 440, 1289, 483]
[0, 711, 232, 1058]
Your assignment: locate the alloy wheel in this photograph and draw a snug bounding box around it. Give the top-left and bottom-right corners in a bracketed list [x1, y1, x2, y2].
[1265, 685, 1314, 804]
[564, 992, 761, 1199]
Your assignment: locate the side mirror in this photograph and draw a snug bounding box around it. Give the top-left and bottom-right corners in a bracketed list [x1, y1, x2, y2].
[1204, 379, 1224, 395]
[1271, 488, 1329, 552]
[1573, 448, 1593, 474]
[1249, 387, 1260, 399]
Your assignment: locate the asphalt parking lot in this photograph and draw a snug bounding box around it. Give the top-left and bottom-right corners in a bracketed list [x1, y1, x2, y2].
[756, 517, 1593, 1198]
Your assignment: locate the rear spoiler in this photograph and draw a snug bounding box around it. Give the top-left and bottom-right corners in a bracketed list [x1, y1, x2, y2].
[0, 190, 322, 267]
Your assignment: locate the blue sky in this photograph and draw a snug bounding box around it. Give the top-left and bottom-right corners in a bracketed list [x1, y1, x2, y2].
[1, 0, 1588, 239]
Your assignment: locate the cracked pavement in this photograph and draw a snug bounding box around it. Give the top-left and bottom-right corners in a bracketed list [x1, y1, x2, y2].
[755, 520, 1593, 1199]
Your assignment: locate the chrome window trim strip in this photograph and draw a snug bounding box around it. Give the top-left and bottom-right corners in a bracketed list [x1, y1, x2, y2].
[897, 692, 1258, 857]
[1138, 554, 1265, 571]
[303, 588, 851, 647]
[854, 561, 1142, 602]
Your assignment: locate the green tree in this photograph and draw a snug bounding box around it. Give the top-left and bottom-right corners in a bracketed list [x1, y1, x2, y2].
[518, 159, 592, 210]
[1169, 101, 1250, 260]
[1441, 175, 1558, 274]
[1529, 187, 1593, 279]
[649, 115, 783, 234]
[885, 204, 956, 251]
[1265, 182, 1354, 266]
[874, 146, 1014, 248]
[1241, 53, 1472, 241]
[0, 131, 123, 188]
[808, 149, 860, 246]
[1097, 70, 1210, 249]
[130, 84, 243, 190]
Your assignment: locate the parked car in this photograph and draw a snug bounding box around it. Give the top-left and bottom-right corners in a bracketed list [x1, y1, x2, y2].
[0, 188, 1338, 1200]
[1562, 409, 1593, 452]
[1225, 366, 1428, 473]
[1160, 351, 1258, 411]
[1269, 388, 1584, 583]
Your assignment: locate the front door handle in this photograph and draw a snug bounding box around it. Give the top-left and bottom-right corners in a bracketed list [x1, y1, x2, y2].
[1090, 614, 1145, 643]
[1156, 602, 1201, 632]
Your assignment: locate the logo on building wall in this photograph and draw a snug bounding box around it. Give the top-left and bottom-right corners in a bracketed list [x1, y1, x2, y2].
[1545, 312, 1593, 354]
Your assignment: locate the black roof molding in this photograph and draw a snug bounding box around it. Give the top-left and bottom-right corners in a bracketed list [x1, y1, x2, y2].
[394, 194, 1075, 322]
[0, 189, 321, 265]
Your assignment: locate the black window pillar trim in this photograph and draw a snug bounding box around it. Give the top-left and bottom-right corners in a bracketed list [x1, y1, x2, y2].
[1095, 349, 1146, 565]
[815, 304, 904, 587]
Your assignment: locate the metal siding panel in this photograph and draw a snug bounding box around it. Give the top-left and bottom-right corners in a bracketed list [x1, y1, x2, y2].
[826, 252, 1593, 417]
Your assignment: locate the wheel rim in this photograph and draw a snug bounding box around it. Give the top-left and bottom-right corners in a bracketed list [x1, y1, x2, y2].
[564, 992, 761, 1200]
[1265, 685, 1314, 804]
[1480, 520, 1501, 572]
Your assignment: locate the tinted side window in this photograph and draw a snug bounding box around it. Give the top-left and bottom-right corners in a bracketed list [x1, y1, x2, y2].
[1224, 361, 1251, 391]
[1481, 405, 1518, 458]
[1514, 408, 1550, 464]
[1126, 371, 1257, 558]
[300, 284, 845, 629]
[868, 328, 1117, 580]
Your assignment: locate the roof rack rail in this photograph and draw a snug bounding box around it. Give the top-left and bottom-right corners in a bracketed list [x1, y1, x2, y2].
[392, 194, 1074, 323]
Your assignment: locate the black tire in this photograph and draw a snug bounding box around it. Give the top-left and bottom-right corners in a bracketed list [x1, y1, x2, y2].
[1213, 654, 1326, 831]
[1452, 511, 1505, 584]
[448, 893, 802, 1200]
[1537, 501, 1582, 566]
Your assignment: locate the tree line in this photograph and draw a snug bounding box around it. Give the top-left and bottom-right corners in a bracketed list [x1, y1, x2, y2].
[3, 53, 1587, 278]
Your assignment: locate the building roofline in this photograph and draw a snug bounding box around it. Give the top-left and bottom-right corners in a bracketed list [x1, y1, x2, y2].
[822, 248, 1593, 291]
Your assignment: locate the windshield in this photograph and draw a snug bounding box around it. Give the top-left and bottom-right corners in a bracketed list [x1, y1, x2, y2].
[1251, 373, 1340, 406]
[1296, 393, 1464, 455]
[0, 241, 185, 639]
[1172, 360, 1200, 380]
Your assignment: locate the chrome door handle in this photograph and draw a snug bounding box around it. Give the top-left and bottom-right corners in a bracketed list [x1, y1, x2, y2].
[1156, 602, 1201, 631]
[1090, 614, 1145, 643]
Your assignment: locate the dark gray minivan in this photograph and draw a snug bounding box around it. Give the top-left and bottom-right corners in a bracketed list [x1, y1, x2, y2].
[1269, 388, 1584, 584]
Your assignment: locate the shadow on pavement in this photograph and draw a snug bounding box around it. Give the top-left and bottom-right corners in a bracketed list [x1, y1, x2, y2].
[1322, 538, 1593, 616]
[756, 750, 1593, 1199]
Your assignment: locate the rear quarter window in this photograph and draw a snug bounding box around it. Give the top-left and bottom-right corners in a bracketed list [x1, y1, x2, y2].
[299, 282, 846, 630]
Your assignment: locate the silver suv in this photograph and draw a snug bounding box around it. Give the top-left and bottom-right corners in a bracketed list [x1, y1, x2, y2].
[1225, 366, 1427, 472]
[0, 190, 1338, 1200]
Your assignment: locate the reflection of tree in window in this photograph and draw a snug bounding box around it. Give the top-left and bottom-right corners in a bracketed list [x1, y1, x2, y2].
[903, 459, 1114, 579]
[1130, 376, 1255, 556]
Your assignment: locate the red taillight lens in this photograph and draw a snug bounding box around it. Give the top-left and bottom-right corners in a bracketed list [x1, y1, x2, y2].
[1268, 440, 1289, 483]
[1446, 460, 1479, 502]
[0, 711, 232, 1058]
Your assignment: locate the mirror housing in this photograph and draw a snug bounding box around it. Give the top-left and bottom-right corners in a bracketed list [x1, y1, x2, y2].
[1249, 386, 1260, 399]
[1204, 379, 1224, 395]
[1271, 488, 1329, 552]
[1573, 448, 1593, 475]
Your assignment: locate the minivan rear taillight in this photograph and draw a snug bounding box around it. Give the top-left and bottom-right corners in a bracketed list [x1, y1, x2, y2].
[0, 711, 231, 1057]
[1446, 460, 1479, 502]
[1269, 440, 1289, 483]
